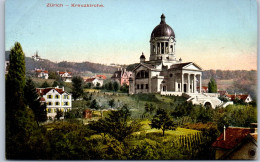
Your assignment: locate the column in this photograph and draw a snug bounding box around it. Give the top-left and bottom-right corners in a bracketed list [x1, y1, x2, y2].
[187, 74, 190, 93]
[181, 73, 184, 92]
[175, 78, 177, 92]
[199, 74, 202, 93]
[164, 42, 166, 54]
[158, 42, 162, 54]
[194, 74, 197, 93]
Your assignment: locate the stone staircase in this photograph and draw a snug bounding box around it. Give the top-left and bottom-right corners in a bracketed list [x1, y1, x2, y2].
[183, 93, 222, 109]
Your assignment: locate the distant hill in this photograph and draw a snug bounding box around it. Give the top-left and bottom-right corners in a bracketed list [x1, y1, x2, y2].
[5, 51, 118, 74]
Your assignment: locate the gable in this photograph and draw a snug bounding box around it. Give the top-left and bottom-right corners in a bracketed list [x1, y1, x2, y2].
[134, 64, 150, 72]
[183, 63, 202, 71]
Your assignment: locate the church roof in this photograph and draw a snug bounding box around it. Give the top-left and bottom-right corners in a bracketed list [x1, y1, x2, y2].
[170, 62, 192, 69]
[169, 62, 203, 70]
[151, 14, 175, 38]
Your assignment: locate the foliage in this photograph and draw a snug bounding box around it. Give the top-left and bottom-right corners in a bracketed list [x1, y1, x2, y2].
[151, 108, 176, 136]
[52, 80, 59, 87]
[48, 71, 60, 80]
[65, 108, 84, 119]
[71, 76, 84, 100]
[56, 109, 63, 120]
[88, 105, 141, 141]
[208, 77, 217, 93]
[144, 103, 156, 115]
[41, 81, 50, 88]
[108, 99, 115, 108]
[6, 42, 49, 159]
[113, 81, 119, 92]
[24, 77, 47, 124]
[120, 83, 129, 93]
[90, 99, 99, 110]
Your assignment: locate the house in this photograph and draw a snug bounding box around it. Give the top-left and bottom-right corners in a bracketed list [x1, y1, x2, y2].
[96, 74, 107, 80]
[36, 86, 72, 119]
[225, 94, 252, 103]
[111, 68, 132, 86]
[212, 124, 257, 160]
[35, 68, 49, 79]
[85, 77, 103, 87]
[57, 71, 72, 82]
[201, 86, 208, 93]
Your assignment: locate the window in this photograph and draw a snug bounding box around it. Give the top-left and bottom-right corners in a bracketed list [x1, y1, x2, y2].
[137, 84, 139, 89]
[169, 74, 173, 77]
[55, 102, 60, 106]
[47, 95, 52, 99]
[170, 45, 173, 52]
[55, 95, 59, 99]
[146, 84, 148, 89]
[48, 102, 52, 106]
[64, 102, 69, 106]
[64, 95, 69, 99]
[136, 70, 149, 79]
[141, 84, 144, 89]
[161, 42, 164, 54]
[48, 109, 52, 113]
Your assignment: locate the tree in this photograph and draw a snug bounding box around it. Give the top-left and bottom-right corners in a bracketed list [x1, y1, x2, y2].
[6, 42, 48, 159]
[24, 78, 47, 125]
[151, 108, 175, 136]
[72, 76, 84, 100]
[48, 71, 59, 80]
[88, 105, 141, 141]
[41, 81, 50, 88]
[56, 109, 63, 120]
[90, 99, 99, 110]
[96, 82, 100, 89]
[113, 81, 119, 92]
[108, 99, 115, 108]
[208, 77, 217, 93]
[52, 81, 59, 87]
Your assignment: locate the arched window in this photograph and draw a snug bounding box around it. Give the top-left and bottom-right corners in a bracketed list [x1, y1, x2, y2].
[136, 70, 149, 79]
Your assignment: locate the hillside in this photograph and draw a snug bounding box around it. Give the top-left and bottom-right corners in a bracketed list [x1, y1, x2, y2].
[6, 51, 118, 74]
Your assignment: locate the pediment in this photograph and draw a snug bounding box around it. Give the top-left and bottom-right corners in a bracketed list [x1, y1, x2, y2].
[183, 63, 202, 71]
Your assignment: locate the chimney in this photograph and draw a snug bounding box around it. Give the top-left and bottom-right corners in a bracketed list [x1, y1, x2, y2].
[224, 125, 226, 141]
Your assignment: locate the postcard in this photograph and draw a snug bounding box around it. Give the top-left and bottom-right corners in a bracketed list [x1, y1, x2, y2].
[5, 0, 257, 160]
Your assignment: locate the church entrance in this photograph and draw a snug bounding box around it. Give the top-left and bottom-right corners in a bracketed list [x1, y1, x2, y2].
[163, 86, 166, 91]
[183, 84, 187, 92]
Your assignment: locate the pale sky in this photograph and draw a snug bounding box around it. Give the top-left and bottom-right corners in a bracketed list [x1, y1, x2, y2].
[5, 0, 257, 70]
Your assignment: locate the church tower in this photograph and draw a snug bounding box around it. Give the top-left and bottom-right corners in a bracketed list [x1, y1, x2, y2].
[149, 14, 176, 62]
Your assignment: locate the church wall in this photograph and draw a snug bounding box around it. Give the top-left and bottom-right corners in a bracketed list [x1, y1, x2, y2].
[135, 78, 149, 93]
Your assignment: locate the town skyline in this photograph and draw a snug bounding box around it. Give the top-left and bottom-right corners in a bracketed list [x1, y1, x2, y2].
[5, 0, 257, 70]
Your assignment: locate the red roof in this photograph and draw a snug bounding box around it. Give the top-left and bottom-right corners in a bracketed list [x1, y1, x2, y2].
[36, 87, 65, 96]
[58, 72, 72, 75]
[35, 69, 48, 73]
[226, 94, 249, 101]
[85, 78, 95, 82]
[212, 127, 251, 150]
[96, 75, 106, 80]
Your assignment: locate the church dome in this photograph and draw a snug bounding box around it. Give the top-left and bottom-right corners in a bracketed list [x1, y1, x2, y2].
[151, 14, 175, 38]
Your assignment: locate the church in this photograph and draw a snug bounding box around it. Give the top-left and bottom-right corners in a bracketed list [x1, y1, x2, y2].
[129, 14, 203, 95]
[128, 14, 226, 109]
